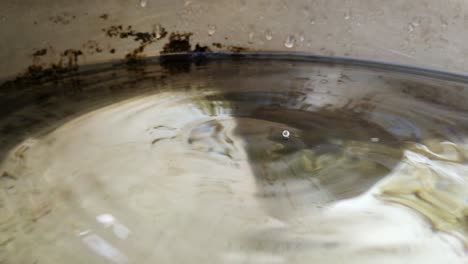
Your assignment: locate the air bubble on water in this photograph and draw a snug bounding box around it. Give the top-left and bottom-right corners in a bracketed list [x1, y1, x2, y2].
[265, 30, 273, 41]
[140, 0, 147, 7]
[344, 13, 350, 20]
[284, 35, 295, 48]
[371, 137, 380, 142]
[97, 214, 115, 227]
[248, 32, 255, 39]
[310, 19, 316, 25]
[207, 24, 216, 36]
[282, 130, 290, 138]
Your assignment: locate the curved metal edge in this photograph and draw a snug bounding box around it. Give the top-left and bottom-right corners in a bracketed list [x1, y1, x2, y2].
[3, 52, 468, 85]
[158, 51, 468, 83]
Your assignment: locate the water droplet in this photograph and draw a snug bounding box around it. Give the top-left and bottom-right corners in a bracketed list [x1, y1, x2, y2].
[282, 130, 290, 138]
[248, 32, 255, 39]
[441, 19, 448, 28]
[284, 35, 295, 48]
[139, 0, 147, 7]
[154, 24, 166, 39]
[408, 21, 419, 32]
[299, 34, 305, 42]
[265, 30, 273, 41]
[207, 24, 216, 36]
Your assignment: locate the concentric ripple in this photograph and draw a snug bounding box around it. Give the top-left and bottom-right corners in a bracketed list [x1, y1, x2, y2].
[2, 54, 468, 263]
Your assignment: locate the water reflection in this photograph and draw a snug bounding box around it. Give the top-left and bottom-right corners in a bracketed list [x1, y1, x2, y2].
[1, 54, 468, 263]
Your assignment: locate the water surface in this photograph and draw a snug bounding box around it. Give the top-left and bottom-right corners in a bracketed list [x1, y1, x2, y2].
[1, 54, 468, 263]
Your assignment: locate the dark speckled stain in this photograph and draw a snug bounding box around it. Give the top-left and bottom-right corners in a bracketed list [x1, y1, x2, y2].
[32, 49, 47, 57]
[125, 46, 147, 65]
[102, 24, 170, 62]
[103, 25, 124, 37]
[1, 19, 250, 88]
[102, 25, 166, 44]
[62, 49, 83, 69]
[161, 33, 212, 54]
[210, 42, 250, 52]
[99, 14, 109, 20]
[161, 33, 193, 54]
[227, 46, 249, 52]
[82, 40, 103, 55]
[193, 44, 212, 52]
[2, 49, 83, 85]
[212, 42, 223, 48]
[49, 13, 76, 25]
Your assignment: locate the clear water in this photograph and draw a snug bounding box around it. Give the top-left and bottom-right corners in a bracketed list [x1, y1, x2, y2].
[1, 54, 468, 263]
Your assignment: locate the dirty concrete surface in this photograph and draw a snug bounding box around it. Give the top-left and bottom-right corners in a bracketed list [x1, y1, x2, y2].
[0, 0, 467, 79]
